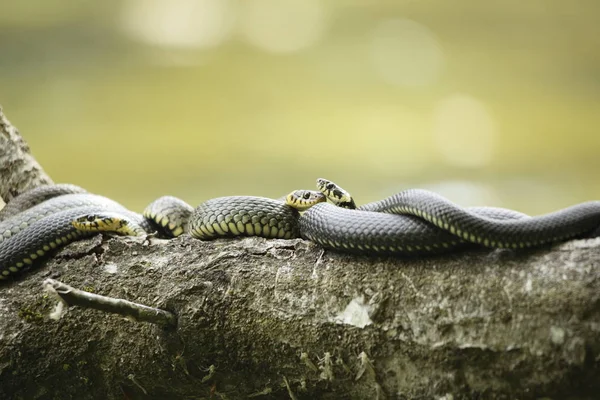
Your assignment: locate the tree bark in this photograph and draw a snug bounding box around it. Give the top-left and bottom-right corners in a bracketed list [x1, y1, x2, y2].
[1, 106, 600, 400]
[1, 235, 600, 399]
[0, 105, 53, 204]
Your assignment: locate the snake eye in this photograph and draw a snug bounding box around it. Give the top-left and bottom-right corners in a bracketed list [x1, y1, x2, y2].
[87, 215, 95, 222]
[303, 192, 310, 200]
[326, 183, 334, 190]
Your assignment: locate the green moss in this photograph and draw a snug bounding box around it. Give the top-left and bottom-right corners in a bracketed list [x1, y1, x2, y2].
[17, 293, 54, 323]
[17, 307, 44, 323]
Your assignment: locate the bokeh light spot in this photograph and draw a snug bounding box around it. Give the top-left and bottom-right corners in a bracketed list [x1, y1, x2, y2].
[432, 93, 496, 168]
[239, 0, 326, 54]
[370, 18, 444, 87]
[120, 0, 233, 49]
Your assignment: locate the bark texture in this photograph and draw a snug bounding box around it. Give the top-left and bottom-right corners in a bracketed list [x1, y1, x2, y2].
[1, 235, 600, 399]
[0, 104, 53, 203]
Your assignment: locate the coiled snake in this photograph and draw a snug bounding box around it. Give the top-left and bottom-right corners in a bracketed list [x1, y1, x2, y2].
[1, 179, 599, 279]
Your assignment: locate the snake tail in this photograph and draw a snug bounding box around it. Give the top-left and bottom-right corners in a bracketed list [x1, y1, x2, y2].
[374, 189, 600, 249]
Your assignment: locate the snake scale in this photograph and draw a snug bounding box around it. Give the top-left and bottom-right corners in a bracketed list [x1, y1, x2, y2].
[1, 179, 599, 280]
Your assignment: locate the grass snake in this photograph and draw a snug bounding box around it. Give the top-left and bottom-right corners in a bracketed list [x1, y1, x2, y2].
[2, 179, 600, 279]
[0, 186, 150, 279]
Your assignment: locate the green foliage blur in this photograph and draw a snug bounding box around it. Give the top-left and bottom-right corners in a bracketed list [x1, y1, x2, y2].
[2, 0, 599, 214]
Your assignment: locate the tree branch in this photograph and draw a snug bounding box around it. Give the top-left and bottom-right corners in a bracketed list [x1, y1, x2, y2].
[1, 234, 600, 399]
[0, 104, 53, 202]
[43, 278, 177, 328]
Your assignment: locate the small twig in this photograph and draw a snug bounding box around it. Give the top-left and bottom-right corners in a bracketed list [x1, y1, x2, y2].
[128, 374, 148, 395]
[282, 376, 298, 400]
[43, 279, 177, 328]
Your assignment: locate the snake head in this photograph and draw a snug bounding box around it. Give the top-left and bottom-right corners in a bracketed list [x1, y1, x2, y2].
[316, 178, 356, 209]
[285, 190, 326, 211]
[72, 212, 143, 236]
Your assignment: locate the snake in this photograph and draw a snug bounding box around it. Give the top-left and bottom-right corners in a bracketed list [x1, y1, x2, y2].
[144, 178, 600, 254]
[0, 186, 150, 280]
[0, 186, 325, 279]
[299, 179, 600, 254]
[2, 179, 600, 280]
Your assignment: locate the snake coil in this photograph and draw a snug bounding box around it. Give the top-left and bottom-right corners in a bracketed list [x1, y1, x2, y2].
[2, 179, 600, 280]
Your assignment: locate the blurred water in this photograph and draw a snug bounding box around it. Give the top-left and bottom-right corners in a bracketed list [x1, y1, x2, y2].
[1, 0, 599, 214]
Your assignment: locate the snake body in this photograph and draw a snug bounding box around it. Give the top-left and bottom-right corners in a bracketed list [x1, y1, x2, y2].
[143, 196, 194, 237]
[0, 193, 147, 243]
[0, 184, 87, 222]
[146, 181, 600, 254]
[2, 179, 600, 280]
[299, 193, 600, 254]
[367, 189, 600, 249]
[0, 186, 150, 279]
[188, 196, 300, 240]
[0, 207, 145, 278]
[298, 178, 600, 253]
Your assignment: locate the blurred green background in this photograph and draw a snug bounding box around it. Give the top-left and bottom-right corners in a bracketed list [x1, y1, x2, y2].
[2, 0, 599, 214]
